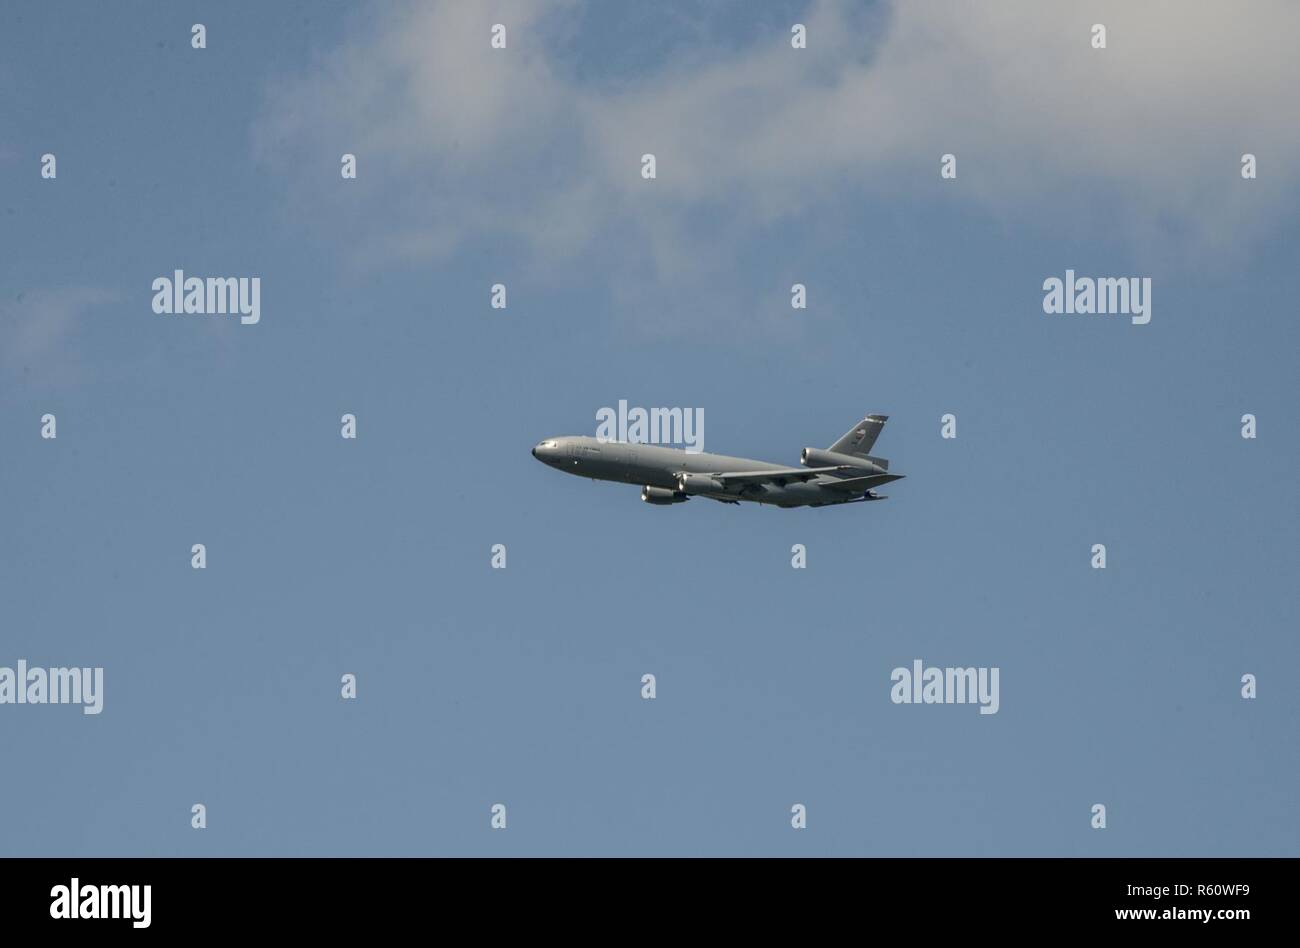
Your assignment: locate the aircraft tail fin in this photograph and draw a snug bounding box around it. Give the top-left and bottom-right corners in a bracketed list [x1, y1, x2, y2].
[829, 414, 888, 458]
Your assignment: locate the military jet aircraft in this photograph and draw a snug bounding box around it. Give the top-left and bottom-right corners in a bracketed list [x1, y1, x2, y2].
[532, 413, 904, 508]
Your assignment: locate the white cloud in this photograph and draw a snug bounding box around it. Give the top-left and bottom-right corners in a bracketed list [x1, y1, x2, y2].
[1, 287, 118, 385]
[253, 0, 1300, 309]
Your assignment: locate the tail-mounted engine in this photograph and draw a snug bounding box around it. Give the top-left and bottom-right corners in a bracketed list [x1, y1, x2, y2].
[800, 447, 887, 473]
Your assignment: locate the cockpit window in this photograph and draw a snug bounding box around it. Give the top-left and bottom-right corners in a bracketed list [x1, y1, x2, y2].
[540, 440, 558, 448]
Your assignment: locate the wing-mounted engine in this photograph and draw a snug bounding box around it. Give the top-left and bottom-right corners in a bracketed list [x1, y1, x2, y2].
[676, 473, 726, 495]
[642, 485, 689, 505]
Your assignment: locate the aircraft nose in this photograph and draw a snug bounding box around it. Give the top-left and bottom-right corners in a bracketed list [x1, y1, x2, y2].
[531, 446, 537, 459]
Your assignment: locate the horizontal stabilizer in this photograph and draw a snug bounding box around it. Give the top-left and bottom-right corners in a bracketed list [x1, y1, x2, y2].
[823, 472, 905, 492]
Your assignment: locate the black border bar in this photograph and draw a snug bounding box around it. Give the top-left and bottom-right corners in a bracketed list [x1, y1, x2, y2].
[0, 857, 1287, 934]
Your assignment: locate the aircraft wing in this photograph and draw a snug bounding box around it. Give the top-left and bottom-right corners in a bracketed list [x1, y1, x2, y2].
[711, 465, 850, 486]
[820, 473, 906, 491]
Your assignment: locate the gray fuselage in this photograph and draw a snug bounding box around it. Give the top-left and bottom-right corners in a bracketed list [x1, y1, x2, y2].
[532, 436, 866, 508]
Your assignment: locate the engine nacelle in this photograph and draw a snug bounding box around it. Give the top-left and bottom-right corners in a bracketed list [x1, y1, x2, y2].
[642, 485, 689, 505]
[676, 472, 725, 495]
[800, 447, 886, 473]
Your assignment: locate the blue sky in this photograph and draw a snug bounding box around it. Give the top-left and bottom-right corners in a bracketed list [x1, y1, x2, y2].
[2, 0, 1297, 855]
